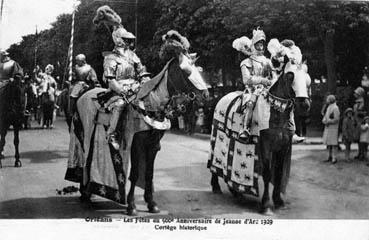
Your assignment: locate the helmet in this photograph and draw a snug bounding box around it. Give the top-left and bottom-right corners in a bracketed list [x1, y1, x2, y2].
[75, 54, 86, 62]
[112, 27, 136, 47]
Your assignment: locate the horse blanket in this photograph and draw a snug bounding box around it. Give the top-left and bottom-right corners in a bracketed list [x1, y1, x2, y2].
[208, 91, 260, 197]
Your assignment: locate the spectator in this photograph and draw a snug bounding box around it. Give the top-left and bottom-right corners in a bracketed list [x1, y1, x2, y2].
[322, 95, 340, 164]
[359, 116, 369, 161]
[342, 108, 355, 161]
[353, 87, 366, 159]
[195, 106, 205, 133]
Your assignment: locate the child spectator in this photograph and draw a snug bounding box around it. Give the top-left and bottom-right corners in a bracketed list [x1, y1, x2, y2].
[322, 95, 340, 164]
[196, 107, 205, 133]
[342, 108, 355, 161]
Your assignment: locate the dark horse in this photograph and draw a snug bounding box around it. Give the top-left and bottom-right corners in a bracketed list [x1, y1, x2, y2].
[210, 59, 310, 215]
[0, 80, 24, 168]
[66, 52, 208, 216]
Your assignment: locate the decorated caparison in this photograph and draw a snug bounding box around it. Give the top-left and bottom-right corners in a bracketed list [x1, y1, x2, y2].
[208, 28, 311, 215]
[65, 5, 209, 217]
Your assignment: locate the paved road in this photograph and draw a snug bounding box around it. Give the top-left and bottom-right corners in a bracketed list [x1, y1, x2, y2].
[0, 118, 369, 219]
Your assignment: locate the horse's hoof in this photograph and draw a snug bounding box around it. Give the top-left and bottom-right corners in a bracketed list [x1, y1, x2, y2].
[274, 200, 286, 210]
[228, 186, 240, 198]
[127, 206, 138, 216]
[148, 202, 160, 214]
[14, 161, 22, 168]
[212, 187, 222, 194]
[79, 195, 92, 203]
[261, 207, 274, 216]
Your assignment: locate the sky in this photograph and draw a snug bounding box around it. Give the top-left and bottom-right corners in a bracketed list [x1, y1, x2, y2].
[0, 0, 77, 50]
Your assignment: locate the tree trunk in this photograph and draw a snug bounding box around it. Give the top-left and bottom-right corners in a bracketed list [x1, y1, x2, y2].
[324, 29, 336, 94]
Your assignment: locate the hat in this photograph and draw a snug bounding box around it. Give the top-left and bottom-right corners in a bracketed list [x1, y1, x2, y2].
[354, 87, 365, 97]
[75, 54, 86, 62]
[93, 5, 136, 47]
[326, 94, 336, 104]
[281, 39, 302, 65]
[232, 36, 252, 54]
[162, 30, 190, 51]
[344, 108, 353, 115]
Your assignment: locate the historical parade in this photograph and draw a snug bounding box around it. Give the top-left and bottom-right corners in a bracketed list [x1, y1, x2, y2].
[1, 0, 369, 224]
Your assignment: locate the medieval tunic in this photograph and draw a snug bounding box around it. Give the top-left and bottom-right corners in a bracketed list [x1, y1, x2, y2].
[322, 102, 340, 146]
[240, 55, 274, 136]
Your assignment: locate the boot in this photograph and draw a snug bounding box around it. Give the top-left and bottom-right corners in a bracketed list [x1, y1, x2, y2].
[292, 134, 305, 143]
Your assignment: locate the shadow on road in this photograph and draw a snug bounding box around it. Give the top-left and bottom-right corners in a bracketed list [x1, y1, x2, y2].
[0, 196, 126, 219]
[20, 150, 69, 163]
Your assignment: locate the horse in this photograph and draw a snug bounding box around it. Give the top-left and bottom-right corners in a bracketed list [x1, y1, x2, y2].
[208, 61, 311, 215]
[0, 80, 25, 168]
[65, 52, 208, 216]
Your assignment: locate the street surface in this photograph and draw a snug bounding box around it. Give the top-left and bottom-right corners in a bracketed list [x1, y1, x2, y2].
[0, 118, 369, 219]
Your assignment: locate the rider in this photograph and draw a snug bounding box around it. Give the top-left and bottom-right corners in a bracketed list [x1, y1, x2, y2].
[268, 38, 307, 143]
[0, 50, 23, 84]
[99, 17, 147, 150]
[236, 28, 273, 140]
[69, 54, 99, 115]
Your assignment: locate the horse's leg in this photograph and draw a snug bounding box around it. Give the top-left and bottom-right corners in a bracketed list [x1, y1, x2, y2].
[143, 130, 164, 213]
[13, 124, 21, 167]
[0, 123, 9, 168]
[127, 134, 141, 216]
[272, 150, 285, 209]
[210, 172, 222, 194]
[259, 131, 273, 215]
[272, 134, 292, 209]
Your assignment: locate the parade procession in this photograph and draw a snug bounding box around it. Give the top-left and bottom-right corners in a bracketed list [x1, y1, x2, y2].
[1, 1, 369, 237]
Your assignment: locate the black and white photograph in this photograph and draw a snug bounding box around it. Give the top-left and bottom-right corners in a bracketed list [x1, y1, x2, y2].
[0, 0, 369, 239]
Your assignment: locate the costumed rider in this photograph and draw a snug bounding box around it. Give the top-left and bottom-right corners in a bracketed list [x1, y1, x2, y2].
[0, 50, 23, 84]
[93, 5, 149, 150]
[69, 54, 100, 115]
[232, 28, 273, 141]
[267, 38, 307, 143]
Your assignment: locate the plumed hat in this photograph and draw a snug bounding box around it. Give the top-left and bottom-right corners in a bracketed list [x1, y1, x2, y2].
[232, 36, 252, 55]
[93, 5, 135, 46]
[268, 38, 302, 65]
[162, 30, 190, 51]
[267, 38, 286, 57]
[281, 39, 302, 65]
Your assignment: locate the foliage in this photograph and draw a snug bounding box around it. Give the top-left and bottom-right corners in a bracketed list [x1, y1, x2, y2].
[6, 0, 369, 93]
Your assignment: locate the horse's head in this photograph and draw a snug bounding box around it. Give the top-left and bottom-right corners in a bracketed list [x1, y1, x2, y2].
[269, 39, 311, 116]
[269, 59, 311, 116]
[164, 52, 209, 117]
[158, 30, 208, 115]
